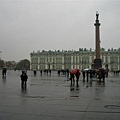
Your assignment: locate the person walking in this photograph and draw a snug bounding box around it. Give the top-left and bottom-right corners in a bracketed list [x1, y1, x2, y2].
[2, 68, 7, 77]
[70, 73, 75, 86]
[75, 70, 81, 87]
[20, 71, 28, 89]
[102, 69, 106, 83]
[33, 69, 37, 76]
[86, 70, 89, 82]
[66, 69, 69, 80]
[82, 70, 85, 82]
[40, 70, 42, 76]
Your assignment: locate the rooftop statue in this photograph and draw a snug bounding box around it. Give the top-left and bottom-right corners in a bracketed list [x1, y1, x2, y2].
[96, 11, 99, 20]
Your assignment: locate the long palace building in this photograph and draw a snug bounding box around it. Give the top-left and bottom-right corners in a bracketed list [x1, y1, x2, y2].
[30, 48, 120, 71]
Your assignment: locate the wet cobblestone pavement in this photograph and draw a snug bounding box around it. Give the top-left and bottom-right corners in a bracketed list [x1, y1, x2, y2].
[0, 70, 120, 120]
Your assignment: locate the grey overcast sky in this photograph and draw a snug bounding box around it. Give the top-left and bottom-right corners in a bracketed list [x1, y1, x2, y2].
[0, 0, 120, 62]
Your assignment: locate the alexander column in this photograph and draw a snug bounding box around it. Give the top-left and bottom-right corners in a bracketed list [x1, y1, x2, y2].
[94, 12, 102, 69]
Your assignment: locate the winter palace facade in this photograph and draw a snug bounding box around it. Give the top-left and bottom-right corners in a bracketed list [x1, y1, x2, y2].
[30, 49, 120, 71]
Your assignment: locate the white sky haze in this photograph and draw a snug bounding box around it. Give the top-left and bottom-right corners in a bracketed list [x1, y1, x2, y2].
[0, 0, 120, 62]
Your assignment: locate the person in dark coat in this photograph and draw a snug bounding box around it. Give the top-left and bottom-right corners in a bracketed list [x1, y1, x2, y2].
[20, 71, 28, 89]
[86, 70, 89, 82]
[49, 69, 51, 75]
[89, 70, 93, 80]
[102, 69, 106, 83]
[70, 73, 75, 86]
[40, 70, 42, 76]
[33, 69, 37, 76]
[2, 68, 7, 77]
[82, 70, 85, 82]
[66, 69, 69, 80]
[58, 70, 60, 76]
[75, 70, 81, 86]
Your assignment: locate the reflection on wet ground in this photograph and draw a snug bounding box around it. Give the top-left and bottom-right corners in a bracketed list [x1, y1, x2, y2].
[0, 70, 120, 119]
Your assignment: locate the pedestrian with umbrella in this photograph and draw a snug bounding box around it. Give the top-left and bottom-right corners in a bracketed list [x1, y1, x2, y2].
[70, 69, 80, 86]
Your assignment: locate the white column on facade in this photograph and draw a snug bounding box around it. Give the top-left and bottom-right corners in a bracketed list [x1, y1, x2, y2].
[77, 56, 79, 69]
[45, 56, 47, 63]
[55, 56, 56, 63]
[38, 57, 40, 70]
[71, 65, 73, 69]
[76, 65, 79, 69]
[62, 54, 64, 69]
[80, 56, 83, 70]
[48, 56, 50, 63]
[45, 64, 48, 69]
[52, 56, 53, 63]
[71, 55, 73, 63]
[118, 55, 119, 63]
[77, 56, 79, 64]
[118, 55, 119, 70]
[108, 55, 111, 71]
[104, 55, 106, 63]
[89, 55, 92, 64]
[62, 55, 64, 64]
[62, 65, 64, 69]
[50, 64, 52, 69]
[30, 57, 32, 70]
[80, 56, 82, 62]
[45, 56, 48, 69]
[71, 55, 73, 64]
[70, 54, 73, 69]
[74, 55, 76, 64]
[108, 55, 110, 64]
[89, 65, 91, 69]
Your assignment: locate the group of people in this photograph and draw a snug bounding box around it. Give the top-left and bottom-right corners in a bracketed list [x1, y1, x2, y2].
[57, 69, 69, 78]
[82, 68, 107, 83]
[113, 70, 120, 76]
[70, 69, 81, 87]
[1, 67, 108, 89]
[1, 68, 28, 89]
[69, 68, 108, 87]
[96, 68, 107, 83]
[33, 69, 52, 76]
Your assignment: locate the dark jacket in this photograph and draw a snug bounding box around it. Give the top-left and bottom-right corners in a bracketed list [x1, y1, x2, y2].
[20, 73, 28, 81]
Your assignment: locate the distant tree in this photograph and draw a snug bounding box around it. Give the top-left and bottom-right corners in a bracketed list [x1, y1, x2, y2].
[90, 48, 92, 51]
[16, 59, 30, 70]
[108, 49, 110, 51]
[0, 60, 4, 68]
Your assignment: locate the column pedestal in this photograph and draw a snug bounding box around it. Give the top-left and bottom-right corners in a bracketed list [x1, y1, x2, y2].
[94, 59, 102, 69]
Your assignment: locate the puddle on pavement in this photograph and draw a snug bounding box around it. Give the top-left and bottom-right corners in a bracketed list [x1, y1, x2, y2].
[26, 95, 45, 98]
[70, 96, 79, 97]
[104, 105, 120, 109]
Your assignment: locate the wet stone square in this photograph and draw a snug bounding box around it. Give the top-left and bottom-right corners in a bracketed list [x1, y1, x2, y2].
[0, 70, 120, 120]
